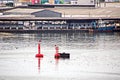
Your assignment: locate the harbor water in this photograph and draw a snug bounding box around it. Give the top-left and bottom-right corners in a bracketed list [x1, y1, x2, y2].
[0, 32, 120, 80]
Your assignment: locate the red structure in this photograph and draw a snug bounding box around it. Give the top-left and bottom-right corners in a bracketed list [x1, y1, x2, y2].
[54, 45, 70, 59]
[54, 45, 60, 58]
[31, 0, 39, 4]
[35, 40, 44, 58]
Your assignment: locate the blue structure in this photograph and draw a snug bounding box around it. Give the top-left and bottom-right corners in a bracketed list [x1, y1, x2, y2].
[96, 26, 115, 31]
[91, 21, 97, 29]
[55, 0, 60, 4]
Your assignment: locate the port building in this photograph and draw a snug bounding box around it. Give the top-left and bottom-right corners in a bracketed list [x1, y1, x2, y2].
[13, 0, 95, 5]
[31, 10, 62, 17]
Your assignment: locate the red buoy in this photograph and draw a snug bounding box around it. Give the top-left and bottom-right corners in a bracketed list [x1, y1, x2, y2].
[54, 45, 60, 58]
[36, 54, 43, 58]
[54, 45, 70, 59]
[36, 40, 44, 58]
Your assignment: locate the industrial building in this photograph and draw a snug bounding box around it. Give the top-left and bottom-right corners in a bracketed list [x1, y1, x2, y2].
[0, 0, 109, 7]
[49, 0, 54, 4]
[0, 0, 120, 7]
[30, 0, 95, 5]
[31, 10, 62, 17]
[0, 0, 14, 3]
[13, 0, 96, 5]
[105, 0, 120, 2]
[19, 0, 30, 2]
[77, 0, 94, 5]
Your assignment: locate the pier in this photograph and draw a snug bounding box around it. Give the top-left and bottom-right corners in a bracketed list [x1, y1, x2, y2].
[0, 17, 120, 32]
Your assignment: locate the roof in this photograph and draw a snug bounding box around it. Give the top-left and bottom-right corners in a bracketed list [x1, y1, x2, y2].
[2, 3, 120, 18]
[4, 8, 44, 14]
[0, 17, 120, 21]
[31, 9, 61, 14]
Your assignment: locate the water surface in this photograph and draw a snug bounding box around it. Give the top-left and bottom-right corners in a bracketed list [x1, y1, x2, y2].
[0, 32, 120, 80]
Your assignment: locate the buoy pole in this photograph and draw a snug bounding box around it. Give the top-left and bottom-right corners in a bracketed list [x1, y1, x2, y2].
[38, 58, 41, 73]
[55, 45, 58, 54]
[38, 41, 40, 54]
[54, 45, 60, 58]
[35, 40, 44, 58]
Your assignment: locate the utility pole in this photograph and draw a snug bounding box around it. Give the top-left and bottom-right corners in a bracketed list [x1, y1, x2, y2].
[1, 0, 3, 6]
[14, 0, 17, 7]
[104, 0, 106, 7]
[7, 0, 8, 3]
[95, 0, 99, 7]
[1, 0, 3, 4]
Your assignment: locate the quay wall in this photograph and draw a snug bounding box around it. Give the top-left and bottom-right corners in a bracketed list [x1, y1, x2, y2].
[0, 17, 120, 32]
[0, 29, 89, 33]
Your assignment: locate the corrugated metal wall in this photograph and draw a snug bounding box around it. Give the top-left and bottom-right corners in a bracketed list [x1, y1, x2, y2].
[49, 0, 54, 4]
[31, 0, 40, 4]
[19, 0, 30, 2]
[77, 0, 94, 5]
[41, 0, 48, 4]
[54, 0, 59, 4]
[60, 0, 64, 4]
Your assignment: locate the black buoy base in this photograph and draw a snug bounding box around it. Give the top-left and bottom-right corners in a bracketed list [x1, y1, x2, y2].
[59, 53, 70, 59]
[55, 52, 70, 59]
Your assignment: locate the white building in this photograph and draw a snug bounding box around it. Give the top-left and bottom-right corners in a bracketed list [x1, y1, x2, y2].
[70, 0, 77, 4]
[77, 0, 95, 5]
[0, 0, 14, 3]
[14, 0, 31, 6]
[105, 0, 120, 2]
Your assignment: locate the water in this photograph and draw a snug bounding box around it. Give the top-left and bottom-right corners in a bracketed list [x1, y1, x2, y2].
[0, 32, 120, 80]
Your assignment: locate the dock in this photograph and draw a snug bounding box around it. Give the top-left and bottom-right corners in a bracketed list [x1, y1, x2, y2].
[0, 17, 120, 32]
[0, 17, 120, 21]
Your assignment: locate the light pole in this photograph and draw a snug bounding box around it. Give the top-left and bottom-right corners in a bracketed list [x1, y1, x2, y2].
[13, 0, 17, 7]
[95, 0, 99, 7]
[1, 0, 3, 4]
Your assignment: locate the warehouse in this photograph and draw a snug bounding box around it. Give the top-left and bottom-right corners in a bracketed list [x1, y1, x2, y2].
[12, 0, 95, 6]
[31, 10, 62, 17]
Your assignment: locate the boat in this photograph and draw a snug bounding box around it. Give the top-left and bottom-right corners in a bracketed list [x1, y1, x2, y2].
[94, 26, 115, 32]
[91, 19, 116, 32]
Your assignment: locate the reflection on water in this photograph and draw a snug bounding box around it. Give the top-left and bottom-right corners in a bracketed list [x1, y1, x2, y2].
[0, 32, 120, 51]
[0, 32, 120, 79]
[37, 58, 41, 73]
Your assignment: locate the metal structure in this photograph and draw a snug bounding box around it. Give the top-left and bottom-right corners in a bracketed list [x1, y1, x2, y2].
[31, 10, 62, 17]
[0, 17, 120, 32]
